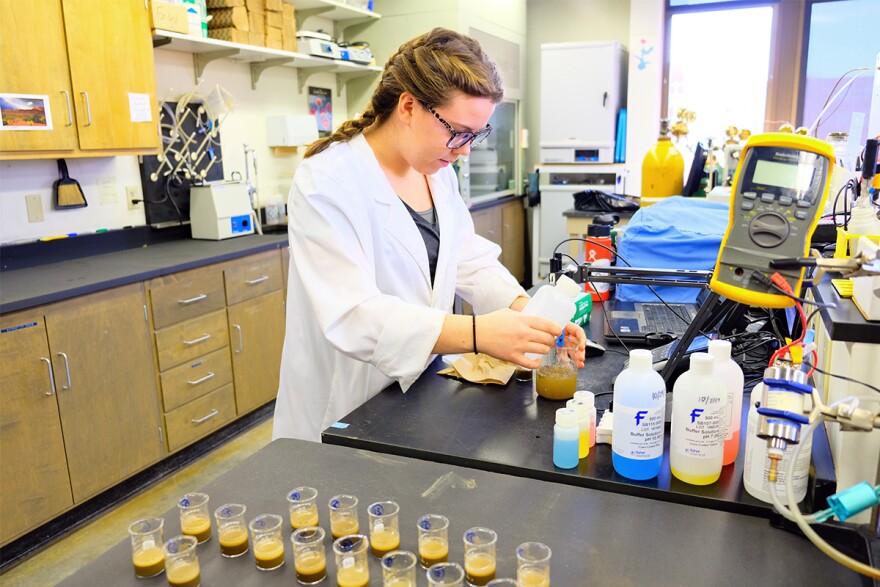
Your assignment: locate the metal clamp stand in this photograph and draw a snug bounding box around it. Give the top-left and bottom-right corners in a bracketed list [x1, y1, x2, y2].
[549, 253, 740, 387]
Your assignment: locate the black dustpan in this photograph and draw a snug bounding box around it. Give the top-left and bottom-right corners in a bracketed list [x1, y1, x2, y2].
[53, 159, 88, 209]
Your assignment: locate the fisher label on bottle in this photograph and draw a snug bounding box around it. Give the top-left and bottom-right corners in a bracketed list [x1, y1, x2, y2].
[613, 404, 664, 459]
[673, 399, 726, 459]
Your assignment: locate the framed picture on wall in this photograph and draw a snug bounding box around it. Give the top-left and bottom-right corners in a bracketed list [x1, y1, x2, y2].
[308, 87, 332, 138]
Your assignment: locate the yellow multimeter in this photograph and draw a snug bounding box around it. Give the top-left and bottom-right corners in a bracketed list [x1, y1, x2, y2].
[710, 133, 834, 308]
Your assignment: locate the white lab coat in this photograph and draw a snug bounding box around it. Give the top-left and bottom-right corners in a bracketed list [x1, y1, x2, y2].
[273, 133, 526, 442]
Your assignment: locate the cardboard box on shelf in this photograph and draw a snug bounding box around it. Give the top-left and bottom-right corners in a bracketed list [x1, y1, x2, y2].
[206, 0, 244, 7]
[266, 26, 282, 49]
[150, 0, 189, 34]
[282, 34, 297, 53]
[245, 0, 265, 12]
[265, 9, 282, 28]
[265, 0, 282, 11]
[207, 6, 249, 30]
[249, 31, 266, 46]
[209, 27, 249, 43]
[248, 9, 265, 33]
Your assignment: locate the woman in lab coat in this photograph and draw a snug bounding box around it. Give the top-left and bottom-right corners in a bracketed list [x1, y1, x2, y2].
[274, 28, 587, 442]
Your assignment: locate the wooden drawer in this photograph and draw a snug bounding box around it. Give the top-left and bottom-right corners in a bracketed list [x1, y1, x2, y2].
[155, 310, 229, 371]
[163, 384, 235, 452]
[148, 264, 226, 329]
[224, 250, 283, 305]
[159, 347, 233, 412]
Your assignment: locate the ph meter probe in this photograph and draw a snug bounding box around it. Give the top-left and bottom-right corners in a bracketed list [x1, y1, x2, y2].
[710, 133, 834, 307]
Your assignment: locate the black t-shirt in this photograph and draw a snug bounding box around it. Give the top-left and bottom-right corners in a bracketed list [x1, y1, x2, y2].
[400, 199, 440, 285]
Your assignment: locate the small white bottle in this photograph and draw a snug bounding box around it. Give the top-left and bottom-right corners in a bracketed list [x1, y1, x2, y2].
[670, 353, 726, 485]
[742, 383, 814, 504]
[611, 349, 666, 480]
[522, 275, 582, 359]
[574, 390, 597, 447]
[708, 340, 744, 466]
[553, 408, 580, 469]
[566, 399, 590, 459]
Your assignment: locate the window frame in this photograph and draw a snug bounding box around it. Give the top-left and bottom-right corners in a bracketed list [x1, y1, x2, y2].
[662, 0, 807, 134]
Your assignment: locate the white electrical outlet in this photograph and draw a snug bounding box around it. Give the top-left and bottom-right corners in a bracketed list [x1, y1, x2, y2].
[25, 194, 44, 223]
[126, 185, 143, 210]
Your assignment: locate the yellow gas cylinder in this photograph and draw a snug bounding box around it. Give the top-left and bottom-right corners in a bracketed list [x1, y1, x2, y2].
[641, 119, 684, 199]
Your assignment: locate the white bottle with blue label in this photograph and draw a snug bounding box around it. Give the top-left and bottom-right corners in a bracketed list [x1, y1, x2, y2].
[670, 353, 727, 485]
[611, 349, 666, 480]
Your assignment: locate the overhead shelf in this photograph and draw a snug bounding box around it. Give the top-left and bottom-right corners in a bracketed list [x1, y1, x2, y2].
[292, 0, 381, 30]
[152, 30, 381, 89]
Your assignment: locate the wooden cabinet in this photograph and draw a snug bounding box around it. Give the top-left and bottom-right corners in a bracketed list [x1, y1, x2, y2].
[45, 284, 164, 503]
[500, 199, 525, 283]
[471, 198, 526, 283]
[0, 0, 160, 159]
[223, 252, 285, 415]
[0, 312, 73, 545]
[0, 283, 163, 535]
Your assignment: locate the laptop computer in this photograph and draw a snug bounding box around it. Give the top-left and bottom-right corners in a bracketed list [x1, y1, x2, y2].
[603, 299, 701, 345]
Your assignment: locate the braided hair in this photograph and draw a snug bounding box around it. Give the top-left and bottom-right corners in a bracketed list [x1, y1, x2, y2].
[304, 28, 504, 158]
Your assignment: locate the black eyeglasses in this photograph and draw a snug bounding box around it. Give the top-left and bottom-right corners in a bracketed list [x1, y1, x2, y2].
[424, 104, 492, 149]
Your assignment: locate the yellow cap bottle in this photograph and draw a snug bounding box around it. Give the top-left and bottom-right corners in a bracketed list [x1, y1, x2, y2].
[641, 119, 685, 198]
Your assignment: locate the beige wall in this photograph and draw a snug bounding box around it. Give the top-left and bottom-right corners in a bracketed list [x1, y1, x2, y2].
[524, 0, 631, 174]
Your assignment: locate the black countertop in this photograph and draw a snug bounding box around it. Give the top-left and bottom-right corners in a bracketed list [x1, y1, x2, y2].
[57, 439, 869, 586]
[0, 234, 288, 314]
[812, 279, 880, 343]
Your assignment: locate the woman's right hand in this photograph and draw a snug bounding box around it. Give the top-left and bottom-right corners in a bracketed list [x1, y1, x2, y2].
[476, 309, 562, 369]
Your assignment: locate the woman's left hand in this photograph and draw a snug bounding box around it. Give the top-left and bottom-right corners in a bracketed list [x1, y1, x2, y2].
[564, 322, 588, 368]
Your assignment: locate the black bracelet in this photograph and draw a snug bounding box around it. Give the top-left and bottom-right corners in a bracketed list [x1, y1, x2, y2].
[472, 314, 477, 354]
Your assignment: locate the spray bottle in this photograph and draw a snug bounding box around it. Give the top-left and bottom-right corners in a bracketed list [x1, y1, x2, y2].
[611, 349, 666, 480]
[670, 353, 726, 485]
[521, 275, 582, 359]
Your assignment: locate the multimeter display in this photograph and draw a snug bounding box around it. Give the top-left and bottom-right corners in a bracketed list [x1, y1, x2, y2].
[710, 134, 834, 308]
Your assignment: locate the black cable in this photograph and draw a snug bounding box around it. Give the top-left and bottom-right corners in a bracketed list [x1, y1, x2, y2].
[805, 362, 880, 394]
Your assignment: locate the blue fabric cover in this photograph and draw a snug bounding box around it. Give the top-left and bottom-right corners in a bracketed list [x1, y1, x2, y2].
[614, 196, 729, 303]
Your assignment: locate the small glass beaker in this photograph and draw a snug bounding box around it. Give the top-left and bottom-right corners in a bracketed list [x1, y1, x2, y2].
[417, 514, 449, 569]
[129, 517, 165, 578]
[368, 501, 400, 558]
[328, 494, 360, 539]
[333, 534, 370, 587]
[249, 513, 285, 571]
[178, 493, 211, 544]
[381, 550, 417, 586]
[426, 562, 466, 586]
[463, 527, 497, 586]
[163, 535, 199, 587]
[288, 486, 320, 530]
[214, 503, 248, 558]
[292, 526, 327, 585]
[516, 541, 552, 587]
[514, 366, 534, 382]
[535, 342, 577, 401]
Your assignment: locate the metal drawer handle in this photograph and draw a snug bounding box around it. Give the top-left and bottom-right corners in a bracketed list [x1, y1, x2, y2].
[245, 275, 269, 285]
[178, 293, 208, 305]
[191, 409, 219, 424]
[232, 324, 243, 353]
[41, 357, 57, 396]
[61, 91, 73, 126]
[57, 352, 72, 390]
[183, 333, 211, 346]
[187, 372, 216, 385]
[81, 91, 92, 126]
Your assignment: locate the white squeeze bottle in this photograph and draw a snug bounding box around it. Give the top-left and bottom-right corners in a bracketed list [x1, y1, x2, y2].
[743, 383, 814, 505]
[670, 353, 726, 485]
[708, 340, 744, 466]
[611, 349, 666, 480]
[522, 275, 582, 359]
